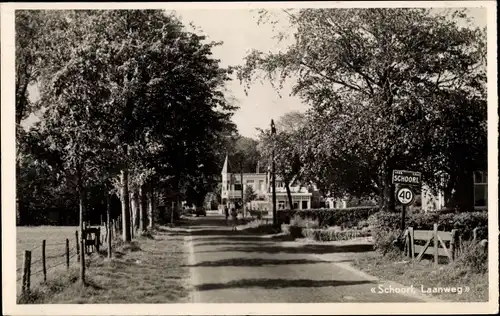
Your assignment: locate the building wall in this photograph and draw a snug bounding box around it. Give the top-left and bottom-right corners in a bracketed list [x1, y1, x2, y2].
[221, 170, 312, 209]
[324, 197, 347, 209]
[419, 170, 487, 212]
[421, 183, 445, 212]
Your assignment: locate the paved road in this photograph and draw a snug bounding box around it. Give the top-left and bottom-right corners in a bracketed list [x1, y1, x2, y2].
[180, 213, 423, 303]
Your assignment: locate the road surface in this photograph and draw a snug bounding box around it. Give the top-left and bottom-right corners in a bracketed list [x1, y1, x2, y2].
[177, 213, 423, 303]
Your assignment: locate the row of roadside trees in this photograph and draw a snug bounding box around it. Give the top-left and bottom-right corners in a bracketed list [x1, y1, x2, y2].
[240, 8, 487, 212]
[16, 9, 239, 281]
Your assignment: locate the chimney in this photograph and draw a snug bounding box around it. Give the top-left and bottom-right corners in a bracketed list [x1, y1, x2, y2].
[256, 161, 260, 174]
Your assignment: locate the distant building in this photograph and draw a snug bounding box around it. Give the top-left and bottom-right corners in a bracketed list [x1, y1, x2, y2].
[421, 170, 488, 212]
[220, 155, 312, 212]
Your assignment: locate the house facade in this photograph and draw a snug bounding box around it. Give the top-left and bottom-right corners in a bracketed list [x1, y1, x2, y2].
[421, 170, 488, 212]
[220, 155, 312, 212]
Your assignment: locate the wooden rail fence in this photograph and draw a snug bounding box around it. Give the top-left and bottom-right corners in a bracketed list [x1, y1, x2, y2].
[404, 224, 486, 268]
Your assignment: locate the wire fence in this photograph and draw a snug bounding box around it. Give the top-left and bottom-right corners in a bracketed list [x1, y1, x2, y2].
[17, 226, 114, 294]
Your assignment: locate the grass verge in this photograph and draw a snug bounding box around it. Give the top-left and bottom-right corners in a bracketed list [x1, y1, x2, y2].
[352, 253, 488, 302]
[18, 229, 191, 304]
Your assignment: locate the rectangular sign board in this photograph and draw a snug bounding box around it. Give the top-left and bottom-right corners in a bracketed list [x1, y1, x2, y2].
[392, 170, 421, 185]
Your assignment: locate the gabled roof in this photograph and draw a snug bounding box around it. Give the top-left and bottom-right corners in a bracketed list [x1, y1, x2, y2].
[221, 154, 237, 174]
[221, 155, 228, 174]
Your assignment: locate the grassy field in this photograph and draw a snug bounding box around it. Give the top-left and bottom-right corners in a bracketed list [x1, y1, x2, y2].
[16, 226, 82, 295]
[17, 226, 191, 304]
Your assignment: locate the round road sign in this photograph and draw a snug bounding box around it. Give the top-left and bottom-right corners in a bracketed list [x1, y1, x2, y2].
[397, 187, 414, 205]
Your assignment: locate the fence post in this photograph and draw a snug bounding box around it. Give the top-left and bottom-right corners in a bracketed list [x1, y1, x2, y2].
[433, 223, 438, 268]
[22, 250, 31, 295]
[97, 227, 101, 253]
[66, 239, 70, 269]
[450, 229, 457, 262]
[408, 227, 415, 263]
[104, 221, 107, 243]
[42, 240, 47, 282]
[75, 230, 80, 262]
[473, 227, 478, 242]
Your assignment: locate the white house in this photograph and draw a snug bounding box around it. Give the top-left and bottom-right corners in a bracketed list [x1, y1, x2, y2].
[220, 155, 312, 212]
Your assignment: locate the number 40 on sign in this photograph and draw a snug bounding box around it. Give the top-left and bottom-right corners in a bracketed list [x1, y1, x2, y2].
[397, 187, 414, 205]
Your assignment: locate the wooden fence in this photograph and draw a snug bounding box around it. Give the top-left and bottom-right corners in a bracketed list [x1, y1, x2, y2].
[404, 224, 485, 267]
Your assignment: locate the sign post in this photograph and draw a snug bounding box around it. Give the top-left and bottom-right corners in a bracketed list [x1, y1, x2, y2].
[393, 170, 421, 231]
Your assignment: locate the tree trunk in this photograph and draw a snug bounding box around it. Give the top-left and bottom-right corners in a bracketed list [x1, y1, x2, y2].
[106, 193, 112, 259]
[139, 185, 146, 232]
[131, 190, 139, 233]
[78, 189, 86, 284]
[380, 168, 396, 212]
[171, 198, 175, 225]
[446, 171, 474, 211]
[241, 164, 245, 217]
[147, 185, 154, 230]
[120, 169, 131, 242]
[129, 193, 134, 239]
[285, 180, 293, 210]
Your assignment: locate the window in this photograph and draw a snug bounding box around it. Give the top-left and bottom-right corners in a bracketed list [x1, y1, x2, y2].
[234, 184, 242, 191]
[278, 201, 285, 209]
[293, 202, 299, 210]
[474, 171, 487, 208]
[302, 201, 308, 209]
[259, 180, 264, 191]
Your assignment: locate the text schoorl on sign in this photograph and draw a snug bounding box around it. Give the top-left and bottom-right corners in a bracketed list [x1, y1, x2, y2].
[392, 170, 421, 185]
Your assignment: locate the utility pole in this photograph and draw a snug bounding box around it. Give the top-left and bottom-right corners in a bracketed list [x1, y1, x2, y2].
[240, 159, 244, 218]
[271, 119, 277, 227]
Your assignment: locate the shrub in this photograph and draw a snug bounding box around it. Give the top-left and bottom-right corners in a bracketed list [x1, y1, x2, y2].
[302, 228, 371, 242]
[281, 224, 290, 235]
[368, 210, 488, 256]
[455, 240, 488, 274]
[249, 209, 267, 219]
[289, 214, 319, 229]
[277, 207, 380, 228]
[238, 219, 280, 234]
[284, 215, 318, 238]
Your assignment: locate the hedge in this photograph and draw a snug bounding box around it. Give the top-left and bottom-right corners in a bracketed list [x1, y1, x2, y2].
[248, 209, 269, 218]
[277, 207, 380, 228]
[367, 210, 488, 253]
[367, 210, 488, 239]
[302, 228, 371, 242]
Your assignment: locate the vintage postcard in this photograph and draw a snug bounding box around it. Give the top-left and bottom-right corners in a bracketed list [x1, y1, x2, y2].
[1, 1, 498, 315]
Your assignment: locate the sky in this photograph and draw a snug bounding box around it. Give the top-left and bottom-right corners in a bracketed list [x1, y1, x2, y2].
[175, 9, 302, 139]
[173, 7, 487, 139]
[25, 7, 487, 140]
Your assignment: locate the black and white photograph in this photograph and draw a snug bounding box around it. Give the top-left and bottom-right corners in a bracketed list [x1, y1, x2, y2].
[1, 1, 498, 315]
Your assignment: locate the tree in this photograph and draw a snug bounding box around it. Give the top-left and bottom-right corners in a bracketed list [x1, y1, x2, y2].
[238, 8, 486, 211]
[18, 8, 239, 244]
[15, 10, 89, 225]
[258, 114, 304, 209]
[244, 185, 257, 204]
[230, 136, 261, 173]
